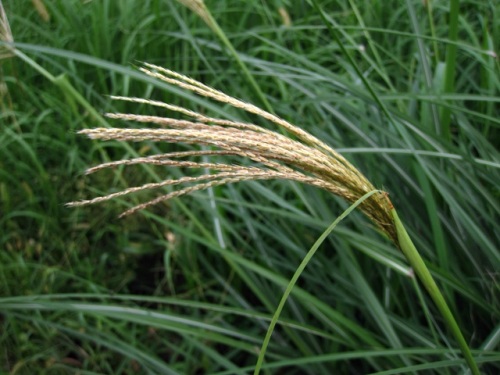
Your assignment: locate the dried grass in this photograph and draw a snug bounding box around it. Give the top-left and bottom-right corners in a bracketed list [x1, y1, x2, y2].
[68, 63, 397, 244]
[0, 0, 14, 60]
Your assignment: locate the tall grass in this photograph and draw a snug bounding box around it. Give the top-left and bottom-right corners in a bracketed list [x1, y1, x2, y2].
[1, 0, 499, 374]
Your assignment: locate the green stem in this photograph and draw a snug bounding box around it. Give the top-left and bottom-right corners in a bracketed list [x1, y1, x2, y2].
[206, 13, 274, 114]
[440, 0, 460, 141]
[424, 0, 440, 64]
[13, 49, 107, 126]
[391, 208, 479, 375]
[182, 2, 274, 114]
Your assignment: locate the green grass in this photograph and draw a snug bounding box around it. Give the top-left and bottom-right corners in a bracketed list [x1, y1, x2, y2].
[1, 0, 499, 374]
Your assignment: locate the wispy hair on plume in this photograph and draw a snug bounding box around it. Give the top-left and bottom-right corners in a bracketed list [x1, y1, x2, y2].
[68, 63, 397, 244]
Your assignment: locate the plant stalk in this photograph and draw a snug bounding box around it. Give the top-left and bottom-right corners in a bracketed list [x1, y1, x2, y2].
[440, 0, 460, 141]
[391, 208, 480, 375]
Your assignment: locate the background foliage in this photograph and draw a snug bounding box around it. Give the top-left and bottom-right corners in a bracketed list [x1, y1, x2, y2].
[1, 0, 499, 374]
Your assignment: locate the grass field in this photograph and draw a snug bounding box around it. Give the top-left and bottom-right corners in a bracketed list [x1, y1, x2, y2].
[1, 0, 499, 374]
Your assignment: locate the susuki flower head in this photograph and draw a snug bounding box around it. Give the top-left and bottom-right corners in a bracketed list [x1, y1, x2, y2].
[68, 63, 398, 245]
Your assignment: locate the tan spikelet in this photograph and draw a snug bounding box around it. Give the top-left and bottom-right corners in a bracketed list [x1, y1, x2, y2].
[69, 63, 397, 243]
[175, 0, 216, 31]
[0, 0, 14, 60]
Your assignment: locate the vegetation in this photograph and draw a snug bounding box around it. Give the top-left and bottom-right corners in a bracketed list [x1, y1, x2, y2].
[1, 0, 499, 374]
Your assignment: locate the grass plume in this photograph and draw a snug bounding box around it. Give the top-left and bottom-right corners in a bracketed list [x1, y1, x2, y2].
[68, 63, 480, 374]
[68, 62, 397, 244]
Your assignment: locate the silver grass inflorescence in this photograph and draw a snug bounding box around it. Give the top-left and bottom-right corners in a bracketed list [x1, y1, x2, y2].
[68, 63, 480, 374]
[68, 63, 398, 244]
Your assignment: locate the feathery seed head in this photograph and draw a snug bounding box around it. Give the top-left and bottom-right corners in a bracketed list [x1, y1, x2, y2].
[174, 0, 216, 32]
[69, 63, 398, 244]
[0, 0, 14, 60]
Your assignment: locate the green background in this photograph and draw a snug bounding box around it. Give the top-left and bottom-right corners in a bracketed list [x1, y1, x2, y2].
[1, 0, 499, 374]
